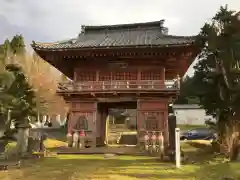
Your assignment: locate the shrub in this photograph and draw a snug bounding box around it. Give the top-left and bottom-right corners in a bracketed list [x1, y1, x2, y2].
[4, 142, 18, 159]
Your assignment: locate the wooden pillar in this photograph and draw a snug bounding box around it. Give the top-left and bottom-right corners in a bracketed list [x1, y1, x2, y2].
[96, 70, 99, 81]
[73, 68, 77, 82]
[96, 102, 109, 146]
[162, 67, 165, 81]
[99, 106, 108, 146]
[137, 68, 141, 81]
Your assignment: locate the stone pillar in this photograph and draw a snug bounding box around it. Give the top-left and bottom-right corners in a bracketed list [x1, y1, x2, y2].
[67, 133, 73, 147]
[158, 132, 165, 160]
[79, 130, 86, 149]
[56, 114, 61, 125]
[17, 123, 31, 156]
[43, 115, 47, 124]
[144, 132, 150, 151]
[152, 131, 157, 153]
[73, 132, 79, 148]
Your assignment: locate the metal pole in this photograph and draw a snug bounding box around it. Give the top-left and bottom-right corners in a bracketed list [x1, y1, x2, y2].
[175, 128, 181, 168]
[6, 109, 12, 129]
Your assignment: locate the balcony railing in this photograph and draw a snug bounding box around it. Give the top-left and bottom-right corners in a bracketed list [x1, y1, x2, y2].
[58, 80, 180, 92]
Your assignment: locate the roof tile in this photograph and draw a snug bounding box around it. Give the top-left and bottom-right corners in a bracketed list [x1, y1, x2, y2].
[32, 21, 195, 50]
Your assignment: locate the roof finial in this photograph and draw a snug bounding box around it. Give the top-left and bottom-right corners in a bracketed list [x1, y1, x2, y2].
[162, 27, 169, 35]
[81, 25, 86, 34]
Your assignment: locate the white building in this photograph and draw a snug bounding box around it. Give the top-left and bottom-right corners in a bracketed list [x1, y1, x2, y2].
[172, 104, 215, 125]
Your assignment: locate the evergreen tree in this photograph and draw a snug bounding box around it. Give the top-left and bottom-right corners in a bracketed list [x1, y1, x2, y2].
[0, 42, 15, 126]
[2, 35, 37, 127]
[174, 76, 200, 104]
[186, 6, 240, 160]
[6, 64, 36, 126]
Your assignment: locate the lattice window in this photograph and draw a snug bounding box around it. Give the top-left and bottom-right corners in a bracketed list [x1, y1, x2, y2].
[99, 71, 111, 81]
[112, 72, 125, 80]
[125, 71, 138, 80]
[143, 112, 160, 131]
[141, 71, 161, 80]
[77, 71, 96, 81]
[74, 115, 88, 130]
[71, 112, 93, 131]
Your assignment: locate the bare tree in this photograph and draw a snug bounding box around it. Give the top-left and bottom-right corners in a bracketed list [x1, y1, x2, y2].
[13, 52, 69, 120]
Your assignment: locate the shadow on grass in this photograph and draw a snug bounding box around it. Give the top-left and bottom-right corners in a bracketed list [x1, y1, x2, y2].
[11, 155, 195, 180]
[182, 141, 240, 179]
[4, 141, 239, 180]
[194, 161, 240, 180]
[183, 141, 214, 163]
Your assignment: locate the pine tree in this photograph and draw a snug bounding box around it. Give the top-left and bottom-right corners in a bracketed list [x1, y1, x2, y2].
[5, 64, 36, 126]
[187, 6, 240, 160]
[4, 35, 37, 126]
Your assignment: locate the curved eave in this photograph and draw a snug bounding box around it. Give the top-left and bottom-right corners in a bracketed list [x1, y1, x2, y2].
[31, 41, 196, 52]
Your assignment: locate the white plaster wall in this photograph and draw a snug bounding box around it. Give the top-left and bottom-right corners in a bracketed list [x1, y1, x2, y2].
[173, 109, 213, 125]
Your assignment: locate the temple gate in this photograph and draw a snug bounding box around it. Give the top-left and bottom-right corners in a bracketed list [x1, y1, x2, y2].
[32, 20, 198, 151]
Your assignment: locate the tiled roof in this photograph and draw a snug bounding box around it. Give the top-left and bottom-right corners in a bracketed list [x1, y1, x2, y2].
[32, 20, 195, 50]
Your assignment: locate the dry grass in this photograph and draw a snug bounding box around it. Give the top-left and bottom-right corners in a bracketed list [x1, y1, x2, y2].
[1, 139, 240, 180]
[43, 138, 67, 149]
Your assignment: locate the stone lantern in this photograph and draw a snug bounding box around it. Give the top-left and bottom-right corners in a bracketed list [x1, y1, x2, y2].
[16, 119, 32, 156]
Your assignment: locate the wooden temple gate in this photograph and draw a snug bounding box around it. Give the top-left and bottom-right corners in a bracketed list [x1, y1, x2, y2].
[31, 20, 198, 152]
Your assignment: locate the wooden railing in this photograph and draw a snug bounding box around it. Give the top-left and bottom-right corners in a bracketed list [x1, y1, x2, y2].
[58, 80, 180, 92]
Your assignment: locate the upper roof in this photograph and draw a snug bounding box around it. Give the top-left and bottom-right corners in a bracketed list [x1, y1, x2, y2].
[31, 20, 195, 50]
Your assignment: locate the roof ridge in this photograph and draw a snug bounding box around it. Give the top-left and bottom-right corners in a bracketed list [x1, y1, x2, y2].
[156, 34, 196, 39]
[82, 20, 165, 33]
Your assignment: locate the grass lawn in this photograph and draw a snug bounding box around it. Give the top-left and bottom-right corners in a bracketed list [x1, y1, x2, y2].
[1, 140, 240, 180]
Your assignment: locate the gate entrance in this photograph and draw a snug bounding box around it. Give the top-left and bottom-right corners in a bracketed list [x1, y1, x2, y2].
[97, 101, 137, 146]
[32, 20, 198, 152]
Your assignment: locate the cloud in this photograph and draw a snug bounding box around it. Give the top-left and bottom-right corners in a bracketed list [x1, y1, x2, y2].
[0, 14, 52, 43]
[0, 0, 239, 43]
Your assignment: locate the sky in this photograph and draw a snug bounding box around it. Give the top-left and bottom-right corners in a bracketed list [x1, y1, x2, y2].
[0, 0, 239, 76]
[0, 0, 240, 43]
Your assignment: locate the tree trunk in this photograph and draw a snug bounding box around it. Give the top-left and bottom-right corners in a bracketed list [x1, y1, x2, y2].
[229, 135, 239, 161]
[213, 110, 225, 152]
[223, 116, 240, 161]
[17, 128, 30, 156]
